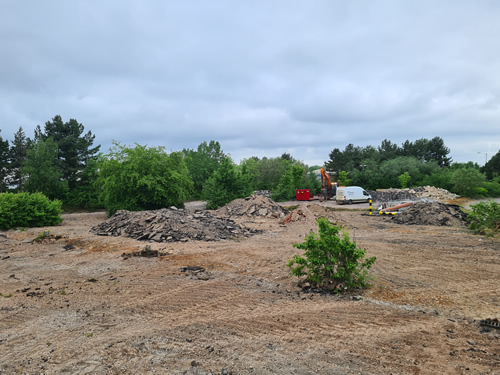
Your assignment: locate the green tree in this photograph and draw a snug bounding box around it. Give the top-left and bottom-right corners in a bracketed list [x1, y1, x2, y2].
[35, 115, 100, 190]
[66, 157, 101, 209]
[399, 137, 451, 167]
[0, 131, 9, 192]
[398, 172, 411, 188]
[183, 140, 229, 198]
[96, 143, 193, 215]
[337, 171, 351, 186]
[255, 157, 289, 190]
[272, 164, 305, 201]
[202, 157, 253, 209]
[24, 138, 69, 200]
[378, 139, 400, 162]
[288, 218, 376, 291]
[325, 147, 344, 173]
[451, 168, 486, 197]
[8, 126, 28, 191]
[427, 136, 452, 167]
[239, 157, 261, 191]
[421, 169, 455, 192]
[482, 150, 500, 180]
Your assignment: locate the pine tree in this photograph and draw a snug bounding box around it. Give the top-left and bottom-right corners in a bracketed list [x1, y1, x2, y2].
[8, 126, 28, 191]
[35, 115, 100, 189]
[0, 131, 10, 192]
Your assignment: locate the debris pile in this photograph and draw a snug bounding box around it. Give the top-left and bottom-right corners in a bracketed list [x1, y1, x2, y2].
[391, 202, 468, 227]
[215, 195, 289, 218]
[369, 186, 459, 203]
[409, 186, 459, 201]
[254, 190, 272, 198]
[91, 208, 259, 242]
[280, 204, 336, 225]
[369, 189, 418, 203]
[122, 245, 168, 259]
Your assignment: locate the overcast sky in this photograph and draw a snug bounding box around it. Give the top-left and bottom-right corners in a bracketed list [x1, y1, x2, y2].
[1, 1, 499, 166]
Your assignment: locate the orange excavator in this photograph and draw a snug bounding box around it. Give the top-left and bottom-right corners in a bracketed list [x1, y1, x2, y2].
[320, 167, 337, 201]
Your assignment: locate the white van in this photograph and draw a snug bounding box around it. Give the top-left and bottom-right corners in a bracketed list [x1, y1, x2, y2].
[336, 186, 372, 204]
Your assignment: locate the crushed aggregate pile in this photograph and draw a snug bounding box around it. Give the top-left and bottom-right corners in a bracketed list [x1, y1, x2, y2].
[409, 186, 460, 200]
[370, 186, 459, 203]
[215, 195, 290, 218]
[91, 208, 259, 242]
[391, 202, 468, 227]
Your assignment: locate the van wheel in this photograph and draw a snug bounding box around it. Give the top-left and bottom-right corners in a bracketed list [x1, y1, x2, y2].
[348, 200, 353, 205]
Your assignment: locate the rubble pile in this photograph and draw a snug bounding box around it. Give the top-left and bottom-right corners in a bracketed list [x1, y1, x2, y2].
[215, 195, 289, 218]
[91, 208, 258, 242]
[409, 186, 459, 201]
[254, 190, 272, 198]
[279, 203, 336, 224]
[368, 189, 418, 203]
[391, 202, 468, 227]
[369, 186, 459, 203]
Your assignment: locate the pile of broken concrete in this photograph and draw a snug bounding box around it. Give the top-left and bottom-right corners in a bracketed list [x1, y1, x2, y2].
[409, 186, 459, 201]
[369, 189, 418, 203]
[370, 185, 459, 203]
[391, 202, 468, 227]
[215, 195, 289, 219]
[91, 208, 259, 242]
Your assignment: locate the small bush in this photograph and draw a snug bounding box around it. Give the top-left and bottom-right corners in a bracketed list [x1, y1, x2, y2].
[0, 192, 63, 229]
[288, 218, 376, 292]
[468, 200, 500, 236]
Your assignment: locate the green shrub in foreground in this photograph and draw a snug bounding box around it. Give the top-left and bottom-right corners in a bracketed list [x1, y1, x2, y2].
[288, 218, 376, 292]
[468, 200, 500, 236]
[0, 192, 63, 229]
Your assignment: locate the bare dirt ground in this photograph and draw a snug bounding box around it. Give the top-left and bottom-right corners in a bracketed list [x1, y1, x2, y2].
[0, 200, 499, 375]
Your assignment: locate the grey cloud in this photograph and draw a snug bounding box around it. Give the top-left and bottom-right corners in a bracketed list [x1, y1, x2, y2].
[0, 1, 499, 167]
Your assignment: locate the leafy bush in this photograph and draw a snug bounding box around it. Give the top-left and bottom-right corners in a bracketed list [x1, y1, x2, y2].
[0, 192, 63, 229]
[483, 179, 500, 197]
[468, 200, 500, 236]
[288, 218, 376, 292]
[451, 168, 486, 197]
[96, 143, 193, 216]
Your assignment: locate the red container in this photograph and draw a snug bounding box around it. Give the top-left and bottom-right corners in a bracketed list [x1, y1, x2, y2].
[296, 189, 310, 201]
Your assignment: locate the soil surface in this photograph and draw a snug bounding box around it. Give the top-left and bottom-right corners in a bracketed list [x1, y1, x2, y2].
[0, 201, 499, 375]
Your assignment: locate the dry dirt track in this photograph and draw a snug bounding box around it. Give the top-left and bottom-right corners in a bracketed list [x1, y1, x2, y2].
[0, 203, 499, 375]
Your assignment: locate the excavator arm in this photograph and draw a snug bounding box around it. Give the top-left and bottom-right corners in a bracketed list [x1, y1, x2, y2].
[320, 168, 336, 201]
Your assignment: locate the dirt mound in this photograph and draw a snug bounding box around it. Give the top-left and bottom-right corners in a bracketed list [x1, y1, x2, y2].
[91, 208, 258, 242]
[391, 202, 468, 227]
[215, 195, 289, 218]
[279, 204, 336, 224]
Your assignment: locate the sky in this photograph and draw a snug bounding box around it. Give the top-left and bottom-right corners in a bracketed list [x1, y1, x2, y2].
[1, 1, 499, 167]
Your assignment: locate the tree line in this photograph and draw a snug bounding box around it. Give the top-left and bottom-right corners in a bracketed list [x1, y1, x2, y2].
[324, 137, 500, 198]
[1, 115, 499, 215]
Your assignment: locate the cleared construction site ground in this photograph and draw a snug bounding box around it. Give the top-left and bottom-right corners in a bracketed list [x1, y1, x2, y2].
[0, 194, 499, 374]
